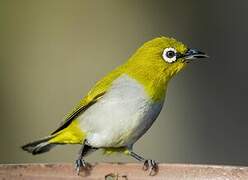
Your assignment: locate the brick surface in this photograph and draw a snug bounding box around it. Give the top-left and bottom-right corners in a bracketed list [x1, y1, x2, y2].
[0, 163, 248, 180]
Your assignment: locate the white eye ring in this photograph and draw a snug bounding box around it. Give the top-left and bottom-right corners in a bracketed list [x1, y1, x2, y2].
[162, 47, 177, 63]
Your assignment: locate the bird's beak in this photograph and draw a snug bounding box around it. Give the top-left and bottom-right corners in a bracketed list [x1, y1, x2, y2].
[184, 48, 209, 60]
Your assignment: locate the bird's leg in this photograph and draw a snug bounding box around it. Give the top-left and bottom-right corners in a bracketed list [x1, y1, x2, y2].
[75, 143, 98, 175]
[130, 151, 158, 175]
[75, 145, 87, 175]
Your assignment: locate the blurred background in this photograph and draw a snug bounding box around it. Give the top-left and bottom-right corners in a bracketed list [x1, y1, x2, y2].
[1, 0, 248, 166]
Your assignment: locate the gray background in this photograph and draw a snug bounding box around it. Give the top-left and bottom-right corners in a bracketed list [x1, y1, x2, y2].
[1, 0, 248, 165]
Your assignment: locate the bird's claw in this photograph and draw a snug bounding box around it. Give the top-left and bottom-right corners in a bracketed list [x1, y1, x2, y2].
[75, 159, 86, 175]
[143, 159, 158, 176]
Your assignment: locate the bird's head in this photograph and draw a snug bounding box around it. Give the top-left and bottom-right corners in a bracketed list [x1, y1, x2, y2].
[128, 37, 208, 80]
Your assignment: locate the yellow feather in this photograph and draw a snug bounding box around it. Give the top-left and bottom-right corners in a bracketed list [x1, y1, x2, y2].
[63, 37, 188, 126]
[51, 37, 188, 145]
[48, 120, 85, 144]
[103, 147, 130, 155]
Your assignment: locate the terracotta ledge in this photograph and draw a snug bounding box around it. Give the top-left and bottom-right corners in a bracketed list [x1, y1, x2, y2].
[0, 163, 248, 180]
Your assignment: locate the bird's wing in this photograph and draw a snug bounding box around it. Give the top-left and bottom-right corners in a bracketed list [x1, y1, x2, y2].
[51, 67, 123, 135]
[51, 92, 105, 135]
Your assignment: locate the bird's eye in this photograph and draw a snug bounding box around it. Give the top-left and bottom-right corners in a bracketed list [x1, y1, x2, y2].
[162, 47, 177, 63]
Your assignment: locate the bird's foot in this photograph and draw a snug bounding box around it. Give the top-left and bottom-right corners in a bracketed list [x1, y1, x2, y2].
[75, 159, 87, 175]
[143, 159, 158, 176]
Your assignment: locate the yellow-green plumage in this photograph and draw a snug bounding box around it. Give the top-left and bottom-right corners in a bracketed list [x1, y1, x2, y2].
[22, 37, 207, 165]
[46, 37, 188, 148]
[49, 120, 85, 144]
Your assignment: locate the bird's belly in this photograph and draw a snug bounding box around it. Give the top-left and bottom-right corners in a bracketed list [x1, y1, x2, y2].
[78, 75, 164, 148]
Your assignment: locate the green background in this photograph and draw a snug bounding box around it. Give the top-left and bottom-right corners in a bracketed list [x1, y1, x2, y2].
[1, 0, 248, 165]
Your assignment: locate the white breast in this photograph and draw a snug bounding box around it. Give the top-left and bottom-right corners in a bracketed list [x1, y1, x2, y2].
[78, 75, 164, 148]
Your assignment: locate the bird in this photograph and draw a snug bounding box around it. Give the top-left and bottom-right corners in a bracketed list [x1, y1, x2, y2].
[22, 36, 208, 175]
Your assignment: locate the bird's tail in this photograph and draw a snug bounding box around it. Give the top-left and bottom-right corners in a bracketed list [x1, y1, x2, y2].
[21, 136, 56, 155]
[22, 120, 86, 155]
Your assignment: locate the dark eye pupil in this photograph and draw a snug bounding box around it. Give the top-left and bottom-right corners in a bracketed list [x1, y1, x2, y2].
[166, 51, 175, 58]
